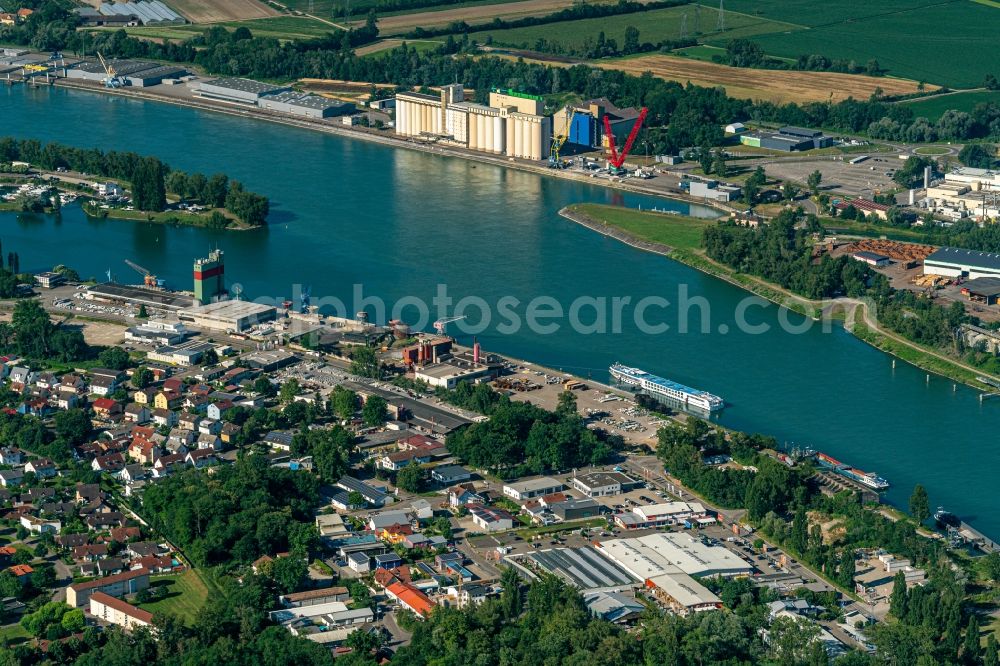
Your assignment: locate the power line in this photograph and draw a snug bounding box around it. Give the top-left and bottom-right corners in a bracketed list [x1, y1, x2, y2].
[679, 10, 688, 40]
[716, 0, 725, 32]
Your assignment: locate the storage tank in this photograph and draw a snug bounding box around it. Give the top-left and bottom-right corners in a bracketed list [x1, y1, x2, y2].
[469, 115, 479, 150]
[530, 119, 541, 161]
[493, 116, 504, 154]
[484, 114, 494, 153]
[476, 114, 486, 153]
[513, 118, 523, 158]
[505, 117, 515, 156]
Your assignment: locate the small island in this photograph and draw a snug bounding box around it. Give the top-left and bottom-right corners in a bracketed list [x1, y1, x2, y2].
[0, 138, 269, 230]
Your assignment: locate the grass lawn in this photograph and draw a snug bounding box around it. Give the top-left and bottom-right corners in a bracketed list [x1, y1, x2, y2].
[108, 15, 338, 42]
[820, 217, 936, 243]
[139, 570, 216, 624]
[901, 91, 1000, 122]
[466, 5, 795, 52]
[913, 145, 951, 156]
[568, 203, 718, 251]
[672, 44, 727, 62]
[0, 623, 31, 645]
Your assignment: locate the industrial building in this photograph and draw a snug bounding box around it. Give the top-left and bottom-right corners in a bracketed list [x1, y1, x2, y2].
[570, 471, 639, 497]
[197, 78, 291, 105]
[740, 126, 833, 152]
[687, 179, 741, 202]
[193, 249, 225, 303]
[851, 251, 891, 268]
[259, 92, 355, 119]
[67, 60, 187, 87]
[34, 271, 65, 289]
[85, 283, 196, 312]
[521, 546, 636, 592]
[177, 300, 277, 333]
[243, 349, 299, 372]
[146, 340, 218, 366]
[395, 85, 551, 161]
[124, 320, 190, 346]
[553, 98, 642, 150]
[834, 198, 891, 221]
[923, 247, 1000, 280]
[600, 533, 753, 579]
[97, 1, 183, 25]
[502, 477, 564, 501]
[961, 277, 1000, 305]
[613, 501, 711, 530]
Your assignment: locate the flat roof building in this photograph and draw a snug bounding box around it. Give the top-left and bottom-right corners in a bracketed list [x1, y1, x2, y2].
[961, 277, 1000, 305]
[86, 283, 195, 312]
[197, 78, 291, 105]
[177, 300, 277, 332]
[146, 340, 217, 366]
[570, 471, 638, 497]
[523, 546, 635, 592]
[259, 91, 355, 119]
[924, 246, 1000, 279]
[599, 533, 752, 578]
[503, 477, 564, 501]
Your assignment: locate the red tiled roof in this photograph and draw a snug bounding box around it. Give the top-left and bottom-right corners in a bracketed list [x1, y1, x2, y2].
[70, 567, 149, 592]
[89, 591, 153, 623]
[386, 581, 434, 617]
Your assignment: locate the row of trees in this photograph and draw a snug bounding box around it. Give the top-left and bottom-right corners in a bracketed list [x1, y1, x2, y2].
[0, 137, 269, 224]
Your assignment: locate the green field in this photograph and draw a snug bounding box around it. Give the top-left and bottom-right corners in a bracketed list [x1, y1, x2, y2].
[109, 15, 340, 42]
[902, 91, 1000, 120]
[139, 570, 216, 624]
[467, 5, 797, 52]
[702, 1, 1000, 88]
[569, 203, 717, 251]
[672, 44, 727, 61]
[280, 0, 516, 21]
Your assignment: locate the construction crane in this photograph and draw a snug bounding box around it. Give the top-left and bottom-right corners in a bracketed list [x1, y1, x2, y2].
[124, 259, 160, 289]
[549, 108, 577, 168]
[433, 315, 466, 335]
[603, 107, 648, 175]
[97, 52, 122, 89]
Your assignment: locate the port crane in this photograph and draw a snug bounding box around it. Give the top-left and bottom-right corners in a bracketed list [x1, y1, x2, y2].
[124, 259, 160, 289]
[603, 107, 648, 174]
[97, 52, 122, 89]
[433, 315, 466, 335]
[549, 108, 577, 168]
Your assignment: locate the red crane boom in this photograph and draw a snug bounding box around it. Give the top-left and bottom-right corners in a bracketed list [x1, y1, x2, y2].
[603, 107, 648, 169]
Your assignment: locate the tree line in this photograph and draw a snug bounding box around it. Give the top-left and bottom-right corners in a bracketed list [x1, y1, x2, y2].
[0, 137, 269, 225]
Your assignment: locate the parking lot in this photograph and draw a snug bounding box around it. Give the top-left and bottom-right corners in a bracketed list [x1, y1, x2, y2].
[493, 364, 669, 447]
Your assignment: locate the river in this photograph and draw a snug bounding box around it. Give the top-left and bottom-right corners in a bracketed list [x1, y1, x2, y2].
[3, 84, 998, 537]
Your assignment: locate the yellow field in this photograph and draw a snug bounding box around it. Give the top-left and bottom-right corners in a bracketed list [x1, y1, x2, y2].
[598, 54, 928, 103]
[366, 0, 619, 35]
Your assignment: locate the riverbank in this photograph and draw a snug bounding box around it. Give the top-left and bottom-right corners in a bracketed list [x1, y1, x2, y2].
[561, 203, 1000, 391]
[49, 77, 727, 212]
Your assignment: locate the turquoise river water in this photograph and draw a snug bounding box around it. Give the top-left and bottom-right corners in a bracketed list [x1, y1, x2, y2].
[2, 84, 998, 537]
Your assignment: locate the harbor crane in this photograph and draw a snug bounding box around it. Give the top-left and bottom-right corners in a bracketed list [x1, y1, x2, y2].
[97, 52, 122, 89]
[124, 259, 160, 289]
[433, 315, 466, 335]
[549, 108, 577, 168]
[603, 107, 648, 174]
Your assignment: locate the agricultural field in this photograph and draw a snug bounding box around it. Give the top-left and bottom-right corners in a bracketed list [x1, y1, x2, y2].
[465, 4, 797, 52]
[597, 54, 924, 103]
[370, 0, 600, 34]
[168, 0, 279, 22]
[901, 90, 1000, 121]
[356, 37, 441, 56]
[285, 0, 523, 22]
[112, 15, 339, 41]
[701, 0, 1000, 89]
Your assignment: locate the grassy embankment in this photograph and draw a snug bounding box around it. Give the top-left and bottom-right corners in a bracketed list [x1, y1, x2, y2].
[564, 203, 995, 388]
[81, 201, 250, 230]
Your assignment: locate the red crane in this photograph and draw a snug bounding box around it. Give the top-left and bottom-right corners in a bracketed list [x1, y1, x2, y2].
[603, 107, 648, 169]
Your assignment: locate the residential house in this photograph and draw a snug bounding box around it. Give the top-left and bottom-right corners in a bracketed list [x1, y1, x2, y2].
[20, 515, 60, 534]
[151, 408, 177, 428]
[185, 449, 217, 468]
[346, 552, 371, 573]
[55, 393, 80, 410]
[97, 558, 125, 576]
[220, 422, 240, 445]
[385, 581, 434, 618]
[8, 565, 33, 584]
[8, 367, 36, 389]
[206, 400, 234, 421]
[85, 512, 125, 530]
[196, 433, 221, 451]
[72, 544, 109, 562]
[89, 592, 153, 632]
[18, 398, 51, 417]
[127, 439, 160, 465]
[0, 448, 23, 466]
[336, 476, 389, 508]
[153, 391, 183, 410]
[468, 504, 513, 532]
[123, 404, 150, 424]
[108, 527, 142, 543]
[66, 568, 150, 607]
[89, 375, 117, 397]
[24, 459, 57, 479]
[264, 431, 294, 452]
[376, 449, 431, 472]
[177, 414, 201, 432]
[57, 534, 90, 549]
[374, 552, 404, 570]
[92, 398, 123, 420]
[447, 483, 485, 508]
[58, 373, 86, 395]
[431, 465, 471, 486]
[118, 465, 147, 484]
[0, 470, 24, 487]
[92, 453, 125, 474]
[132, 387, 158, 406]
[197, 419, 222, 436]
[443, 583, 489, 608]
[75, 483, 103, 504]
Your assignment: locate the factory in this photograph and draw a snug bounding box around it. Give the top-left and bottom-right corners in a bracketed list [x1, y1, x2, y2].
[394, 85, 552, 161]
[197, 78, 291, 106]
[193, 249, 226, 304]
[926, 169, 1000, 221]
[570, 471, 640, 497]
[85, 283, 195, 312]
[552, 98, 643, 150]
[519, 546, 636, 592]
[687, 179, 742, 202]
[177, 300, 277, 333]
[412, 341, 502, 389]
[67, 60, 187, 87]
[923, 247, 1000, 280]
[146, 340, 218, 366]
[595, 533, 750, 614]
[124, 320, 191, 346]
[739, 126, 833, 152]
[961, 277, 1000, 306]
[258, 92, 355, 119]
